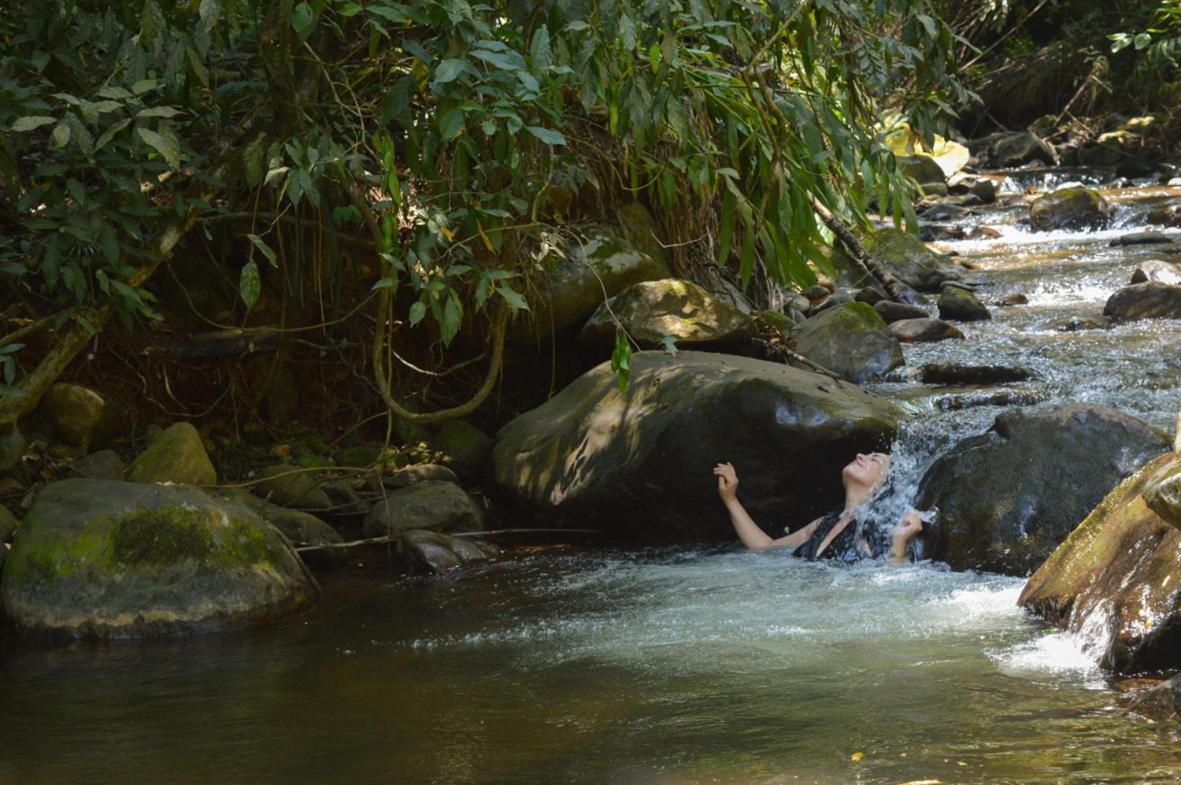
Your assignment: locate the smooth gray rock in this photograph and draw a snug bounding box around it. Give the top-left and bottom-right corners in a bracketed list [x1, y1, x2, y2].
[874, 301, 930, 324]
[68, 450, 126, 481]
[364, 481, 483, 537]
[889, 318, 964, 343]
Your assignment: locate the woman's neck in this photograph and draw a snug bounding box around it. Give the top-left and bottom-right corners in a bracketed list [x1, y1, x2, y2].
[843, 484, 873, 512]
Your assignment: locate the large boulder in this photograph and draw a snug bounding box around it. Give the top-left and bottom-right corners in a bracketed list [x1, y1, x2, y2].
[791, 302, 903, 384]
[1029, 187, 1112, 232]
[897, 155, 947, 189]
[37, 383, 123, 448]
[125, 423, 216, 486]
[968, 131, 1057, 168]
[433, 420, 494, 480]
[1019, 451, 1181, 673]
[518, 208, 670, 340]
[917, 405, 1169, 575]
[579, 279, 757, 352]
[0, 480, 317, 639]
[1103, 282, 1181, 323]
[68, 449, 127, 481]
[492, 351, 902, 543]
[847, 228, 964, 293]
[363, 481, 483, 537]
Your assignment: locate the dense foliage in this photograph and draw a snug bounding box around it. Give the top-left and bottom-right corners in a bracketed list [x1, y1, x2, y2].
[0, 0, 967, 420]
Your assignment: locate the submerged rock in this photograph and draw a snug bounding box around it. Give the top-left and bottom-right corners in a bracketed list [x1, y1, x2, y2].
[918, 405, 1169, 575]
[125, 423, 216, 486]
[399, 529, 498, 576]
[790, 302, 903, 384]
[917, 363, 1033, 385]
[996, 293, 1029, 307]
[1029, 187, 1111, 232]
[491, 351, 902, 543]
[1109, 231, 1175, 247]
[364, 481, 483, 537]
[0, 480, 317, 639]
[1019, 451, 1181, 673]
[937, 285, 990, 322]
[38, 384, 123, 448]
[1103, 282, 1181, 323]
[579, 279, 756, 352]
[889, 318, 964, 343]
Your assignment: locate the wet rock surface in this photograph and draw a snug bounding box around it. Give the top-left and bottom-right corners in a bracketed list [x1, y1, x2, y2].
[1129, 260, 1181, 286]
[1020, 451, 1181, 674]
[492, 351, 902, 544]
[918, 405, 1169, 575]
[937, 285, 990, 322]
[1103, 281, 1181, 323]
[399, 529, 498, 575]
[841, 227, 964, 293]
[791, 302, 903, 384]
[916, 363, 1033, 385]
[889, 318, 964, 343]
[873, 300, 930, 324]
[1029, 187, 1111, 232]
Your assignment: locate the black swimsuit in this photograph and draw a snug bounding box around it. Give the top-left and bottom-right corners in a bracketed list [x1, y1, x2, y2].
[792, 508, 863, 563]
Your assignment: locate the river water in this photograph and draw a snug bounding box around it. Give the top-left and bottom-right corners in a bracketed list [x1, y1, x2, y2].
[2, 177, 1180, 784]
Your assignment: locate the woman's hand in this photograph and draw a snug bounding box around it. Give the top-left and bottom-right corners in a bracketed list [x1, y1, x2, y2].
[713, 462, 739, 502]
[887, 510, 924, 563]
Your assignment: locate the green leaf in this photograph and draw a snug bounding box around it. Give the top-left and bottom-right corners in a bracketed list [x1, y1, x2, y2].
[434, 58, 467, 84]
[137, 127, 180, 168]
[136, 106, 182, 119]
[239, 261, 261, 308]
[291, 3, 315, 36]
[132, 79, 158, 96]
[496, 283, 528, 311]
[439, 294, 462, 345]
[1134, 32, 1153, 50]
[12, 116, 56, 132]
[50, 122, 71, 149]
[438, 108, 465, 139]
[525, 126, 566, 145]
[408, 300, 427, 326]
[247, 234, 278, 267]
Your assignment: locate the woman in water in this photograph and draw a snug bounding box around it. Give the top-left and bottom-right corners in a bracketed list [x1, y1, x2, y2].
[713, 453, 924, 564]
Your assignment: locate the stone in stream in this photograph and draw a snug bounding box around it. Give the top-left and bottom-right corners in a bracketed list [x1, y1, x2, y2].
[1148, 204, 1181, 228]
[874, 300, 929, 324]
[1053, 316, 1107, 332]
[1109, 231, 1176, 247]
[491, 351, 902, 544]
[917, 363, 1033, 385]
[37, 383, 124, 448]
[934, 389, 1046, 412]
[1103, 281, 1181, 323]
[1129, 260, 1181, 286]
[791, 302, 903, 384]
[387, 463, 461, 488]
[968, 131, 1057, 168]
[995, 293, 1029, 306]
[219, 488, 344, 551]
[1019, 451, 1181, 674]
[888, 318, 964, 343]
[0, 479, 318, 639]
[1143, 459, 1181, 529]
[835, 227, 964, 294]
[399, 529, 498, 576]
[363, 481, 483, 537]
[1029, 187, 1112, 232]
[254, 464, 333, 510]
[806, 290, 854, 317]
[579, 279, 757, 353]
[937, 285, 990, 322]
[917, 404, 1169, 576]
[125, 422, 217, 486]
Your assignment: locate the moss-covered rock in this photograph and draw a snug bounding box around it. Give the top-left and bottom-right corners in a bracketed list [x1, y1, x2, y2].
[579, 278, 757, 353]
[492, 351, 902, 543]
[0, 506, 16, 544]
[937, 285, 991, 322]
[219, 488, 344, 550]
[37, 383, 124, 448]
[433, 420, 494, 480]
[1144, 459, 1181, 529]
[125, 423, 216, 486]
[254, 464, 332, 510]
[841, 228, 964, 293]
[0, 480, 317, 639]
[518, 207, 670, 341]
[1019, 452, 1181, 673]
[1029, 187, 1112, 232]
[363, 481, 483, 537]
[791, 302, 903, 384]
[918, 405, 1169, 575]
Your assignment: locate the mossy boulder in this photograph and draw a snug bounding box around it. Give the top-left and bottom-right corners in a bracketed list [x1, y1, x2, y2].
[937, 285, 991, 322]
[579, 278, 757, 353]
[0, 480, 317, 639]
[219, 488, 344, 550]
[1103, 282, 1181, 323]
[37, 383, 124, 448]
[254, 464, 333, 510]
[791, 302, 903, 384]
[518, 208, 670, 341]
[433, 420, 494, 480]
[1029, 187, 1112, 232]
[492, 351, 902, 543]
[364, 481, 483, 537]
[1019, 452, 1181, 673]
[125, 423, 216, 486]
[917, 405, 1169, 575]
[1144, 459, 1181, 529]
[841, 228, 964, 293]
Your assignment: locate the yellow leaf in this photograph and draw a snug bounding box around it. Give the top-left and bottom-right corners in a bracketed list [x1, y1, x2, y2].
[439, 225, 454, 241]
[850, 752, 864, 762]
[476, 219, 494, 253]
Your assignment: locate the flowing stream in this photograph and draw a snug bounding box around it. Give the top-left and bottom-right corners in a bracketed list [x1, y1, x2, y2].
[2, 177, 1181, 784]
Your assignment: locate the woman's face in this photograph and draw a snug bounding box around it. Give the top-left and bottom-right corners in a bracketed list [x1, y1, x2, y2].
[842, 452, 889, 491]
